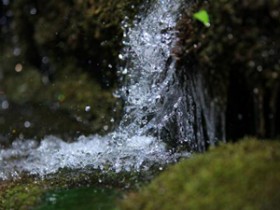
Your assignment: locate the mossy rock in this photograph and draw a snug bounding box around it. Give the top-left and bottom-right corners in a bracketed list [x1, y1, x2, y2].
[120, 139, 280, 210]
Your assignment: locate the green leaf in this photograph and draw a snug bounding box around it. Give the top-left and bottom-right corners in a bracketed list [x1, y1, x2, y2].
[193, 9, 210, 27]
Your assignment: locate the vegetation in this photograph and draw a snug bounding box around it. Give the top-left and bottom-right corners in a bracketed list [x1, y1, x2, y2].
[120, 139, 280, 210]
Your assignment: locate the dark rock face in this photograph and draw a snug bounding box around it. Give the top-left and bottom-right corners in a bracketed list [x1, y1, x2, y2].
[176, 0, 280, 141]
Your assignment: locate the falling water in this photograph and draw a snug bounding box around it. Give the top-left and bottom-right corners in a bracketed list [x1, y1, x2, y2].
[0, 0, 221, 180]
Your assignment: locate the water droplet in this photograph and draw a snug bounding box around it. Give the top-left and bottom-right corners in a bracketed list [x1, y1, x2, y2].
[257, 65, 263, 72]
[118, 54, 124, 60]
[1, 100, 9, 109]
[122, 68, 128, 74]
[85, 106, 91, 112]
[272, 72, 278, 79]
[227, 34, 233, 40]
[30, 8, 37, 15]
[24, 121, 31, 128]
[237, 114, 243, 120]
[253, 88, 259, 94]
[15, 63, 23, 72]
[248, 61, 255, 67]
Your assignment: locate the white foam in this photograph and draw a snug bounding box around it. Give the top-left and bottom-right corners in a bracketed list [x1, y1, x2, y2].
[0, 133, 189, 179]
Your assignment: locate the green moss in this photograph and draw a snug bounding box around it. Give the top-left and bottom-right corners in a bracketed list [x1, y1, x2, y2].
[0, 181, 44, 210]
[120, 139, 280, 210]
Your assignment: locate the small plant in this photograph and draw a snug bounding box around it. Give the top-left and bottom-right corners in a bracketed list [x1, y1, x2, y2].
[193, 9, 210, 27]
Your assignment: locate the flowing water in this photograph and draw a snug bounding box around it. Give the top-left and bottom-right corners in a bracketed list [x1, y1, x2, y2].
[0, 0, 221, 180]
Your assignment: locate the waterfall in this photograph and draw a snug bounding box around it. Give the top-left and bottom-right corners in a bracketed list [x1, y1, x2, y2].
[0, 0, 220, 180]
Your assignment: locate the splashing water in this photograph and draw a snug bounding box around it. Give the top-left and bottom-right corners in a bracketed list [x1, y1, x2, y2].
[0, 0, 208, 180]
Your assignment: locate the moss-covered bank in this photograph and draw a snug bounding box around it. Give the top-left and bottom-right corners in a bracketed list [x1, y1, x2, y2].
[120, 139, 280, 210]
[0, 168, 156, 210]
